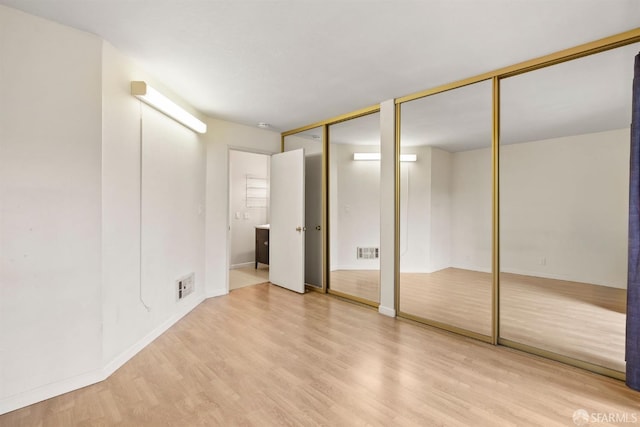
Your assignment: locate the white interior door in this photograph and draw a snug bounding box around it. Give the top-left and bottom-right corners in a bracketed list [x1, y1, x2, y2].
[269, 149, 305, 293]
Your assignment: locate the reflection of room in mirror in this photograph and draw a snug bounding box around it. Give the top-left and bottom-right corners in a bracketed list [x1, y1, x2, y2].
[330, 270, 380, 303]
[398, 80, 493, 337]
[499, 127, 629, 371]
[284, 128, 323, 288]
[498, 43, 637, 372]
[329, 113, 381, 304]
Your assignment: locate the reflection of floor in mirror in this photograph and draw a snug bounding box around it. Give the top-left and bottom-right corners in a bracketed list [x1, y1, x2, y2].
[330, 270, 380, 303]
[229, 265, 269, 290]
[400, 268, 492, 335]
[400, 267, 626, 372]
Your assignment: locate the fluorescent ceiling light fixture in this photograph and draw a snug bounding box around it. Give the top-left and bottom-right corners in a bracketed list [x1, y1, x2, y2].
[131, 81, 207, 134]
[400, 154, 417, 162]
[353, 153, 417, 162]
[353, 152, 381, 161]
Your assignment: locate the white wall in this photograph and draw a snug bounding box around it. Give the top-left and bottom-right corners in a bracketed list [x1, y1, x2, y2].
[102, 41, 207, 366]
[330, 142, 339, 269]
[284, 134, 323, 154]
[450, 146, 492, 272]
[0, 5, 103, 404]
[0, 7, 209, 413]
[204, 119, 280, 297]
[400, 145, 452, 273]
[331, 144, 380, 270]
[229, 150, 269, 267]
[428, 148, 452, 271]
[500, 128, 629, 288]
[399, 146, 431, 272]
[447, 128, 628, 288]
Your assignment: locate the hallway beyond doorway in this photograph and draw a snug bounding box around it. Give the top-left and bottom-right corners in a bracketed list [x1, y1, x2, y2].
[229, 265, 269, 290]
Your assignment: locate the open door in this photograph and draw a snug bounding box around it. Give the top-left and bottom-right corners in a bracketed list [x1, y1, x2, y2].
[269, 149, 305, 293]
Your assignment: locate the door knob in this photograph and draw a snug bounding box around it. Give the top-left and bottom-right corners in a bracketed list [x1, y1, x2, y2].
[296, 226, 303, 232]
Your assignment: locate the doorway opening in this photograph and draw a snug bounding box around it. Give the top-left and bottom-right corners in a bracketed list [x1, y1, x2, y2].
[228, 149, 271, 291]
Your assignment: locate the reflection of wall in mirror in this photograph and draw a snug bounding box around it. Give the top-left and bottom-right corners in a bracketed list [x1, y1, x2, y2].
[450, 146, 492, 273]
[400, 127, 628, 289]
[332, 143, 380, 270]
[284, 133, 323, 155]
[500, 127, 628, 288]
[400, 145, 454, 273]
[284, 133, 324, 285]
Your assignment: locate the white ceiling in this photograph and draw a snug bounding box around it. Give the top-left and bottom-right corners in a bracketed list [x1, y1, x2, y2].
[1, 0, 639, 134]
[307, 40, 639, 151]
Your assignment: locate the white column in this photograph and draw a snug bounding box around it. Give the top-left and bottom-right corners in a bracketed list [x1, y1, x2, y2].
[379, 99, 396, 317]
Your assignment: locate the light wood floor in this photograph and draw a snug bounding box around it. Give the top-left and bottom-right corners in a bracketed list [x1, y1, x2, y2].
[330, 269, 380, 303]
[500, 272, 626, 372]
[3, 284, 639, 426]
[229, 265, 269, 290]
[400, 268, 626, 372]
[401, 268, 492, 335]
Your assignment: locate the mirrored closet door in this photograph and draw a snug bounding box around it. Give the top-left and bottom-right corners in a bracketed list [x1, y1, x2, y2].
[328, 112, 381, 305]
[398, 80, 493, 339]
[498, 42, 639, 374]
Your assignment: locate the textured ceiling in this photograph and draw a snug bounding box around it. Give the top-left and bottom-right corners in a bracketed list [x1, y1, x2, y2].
[1, 0, 639, 134]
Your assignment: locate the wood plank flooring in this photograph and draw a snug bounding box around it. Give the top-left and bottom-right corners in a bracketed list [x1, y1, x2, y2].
[330, 269, 380, 303]
[500, 272, 626, 372]
[229, 265, 269, 290]
[399, 268, 626, 372]
[400, 268, 492, 336]
[1, 283, 638, 426]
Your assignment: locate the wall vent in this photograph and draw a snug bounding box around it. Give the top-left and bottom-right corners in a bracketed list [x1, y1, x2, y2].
[176, 272, 195, 301]
[357, 247, 379, 259]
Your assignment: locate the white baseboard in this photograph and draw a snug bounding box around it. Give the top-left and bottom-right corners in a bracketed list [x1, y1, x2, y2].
[0, 367, 104, 416]
[332, 265, 380, 271]
[450, 264, 492, 274]
[230, 262, 254, 270]
[102, 294, 205, 377]
[0, 294, 205, 416]
[378, 305, 396, 317]
[206, 287, 228, 298]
